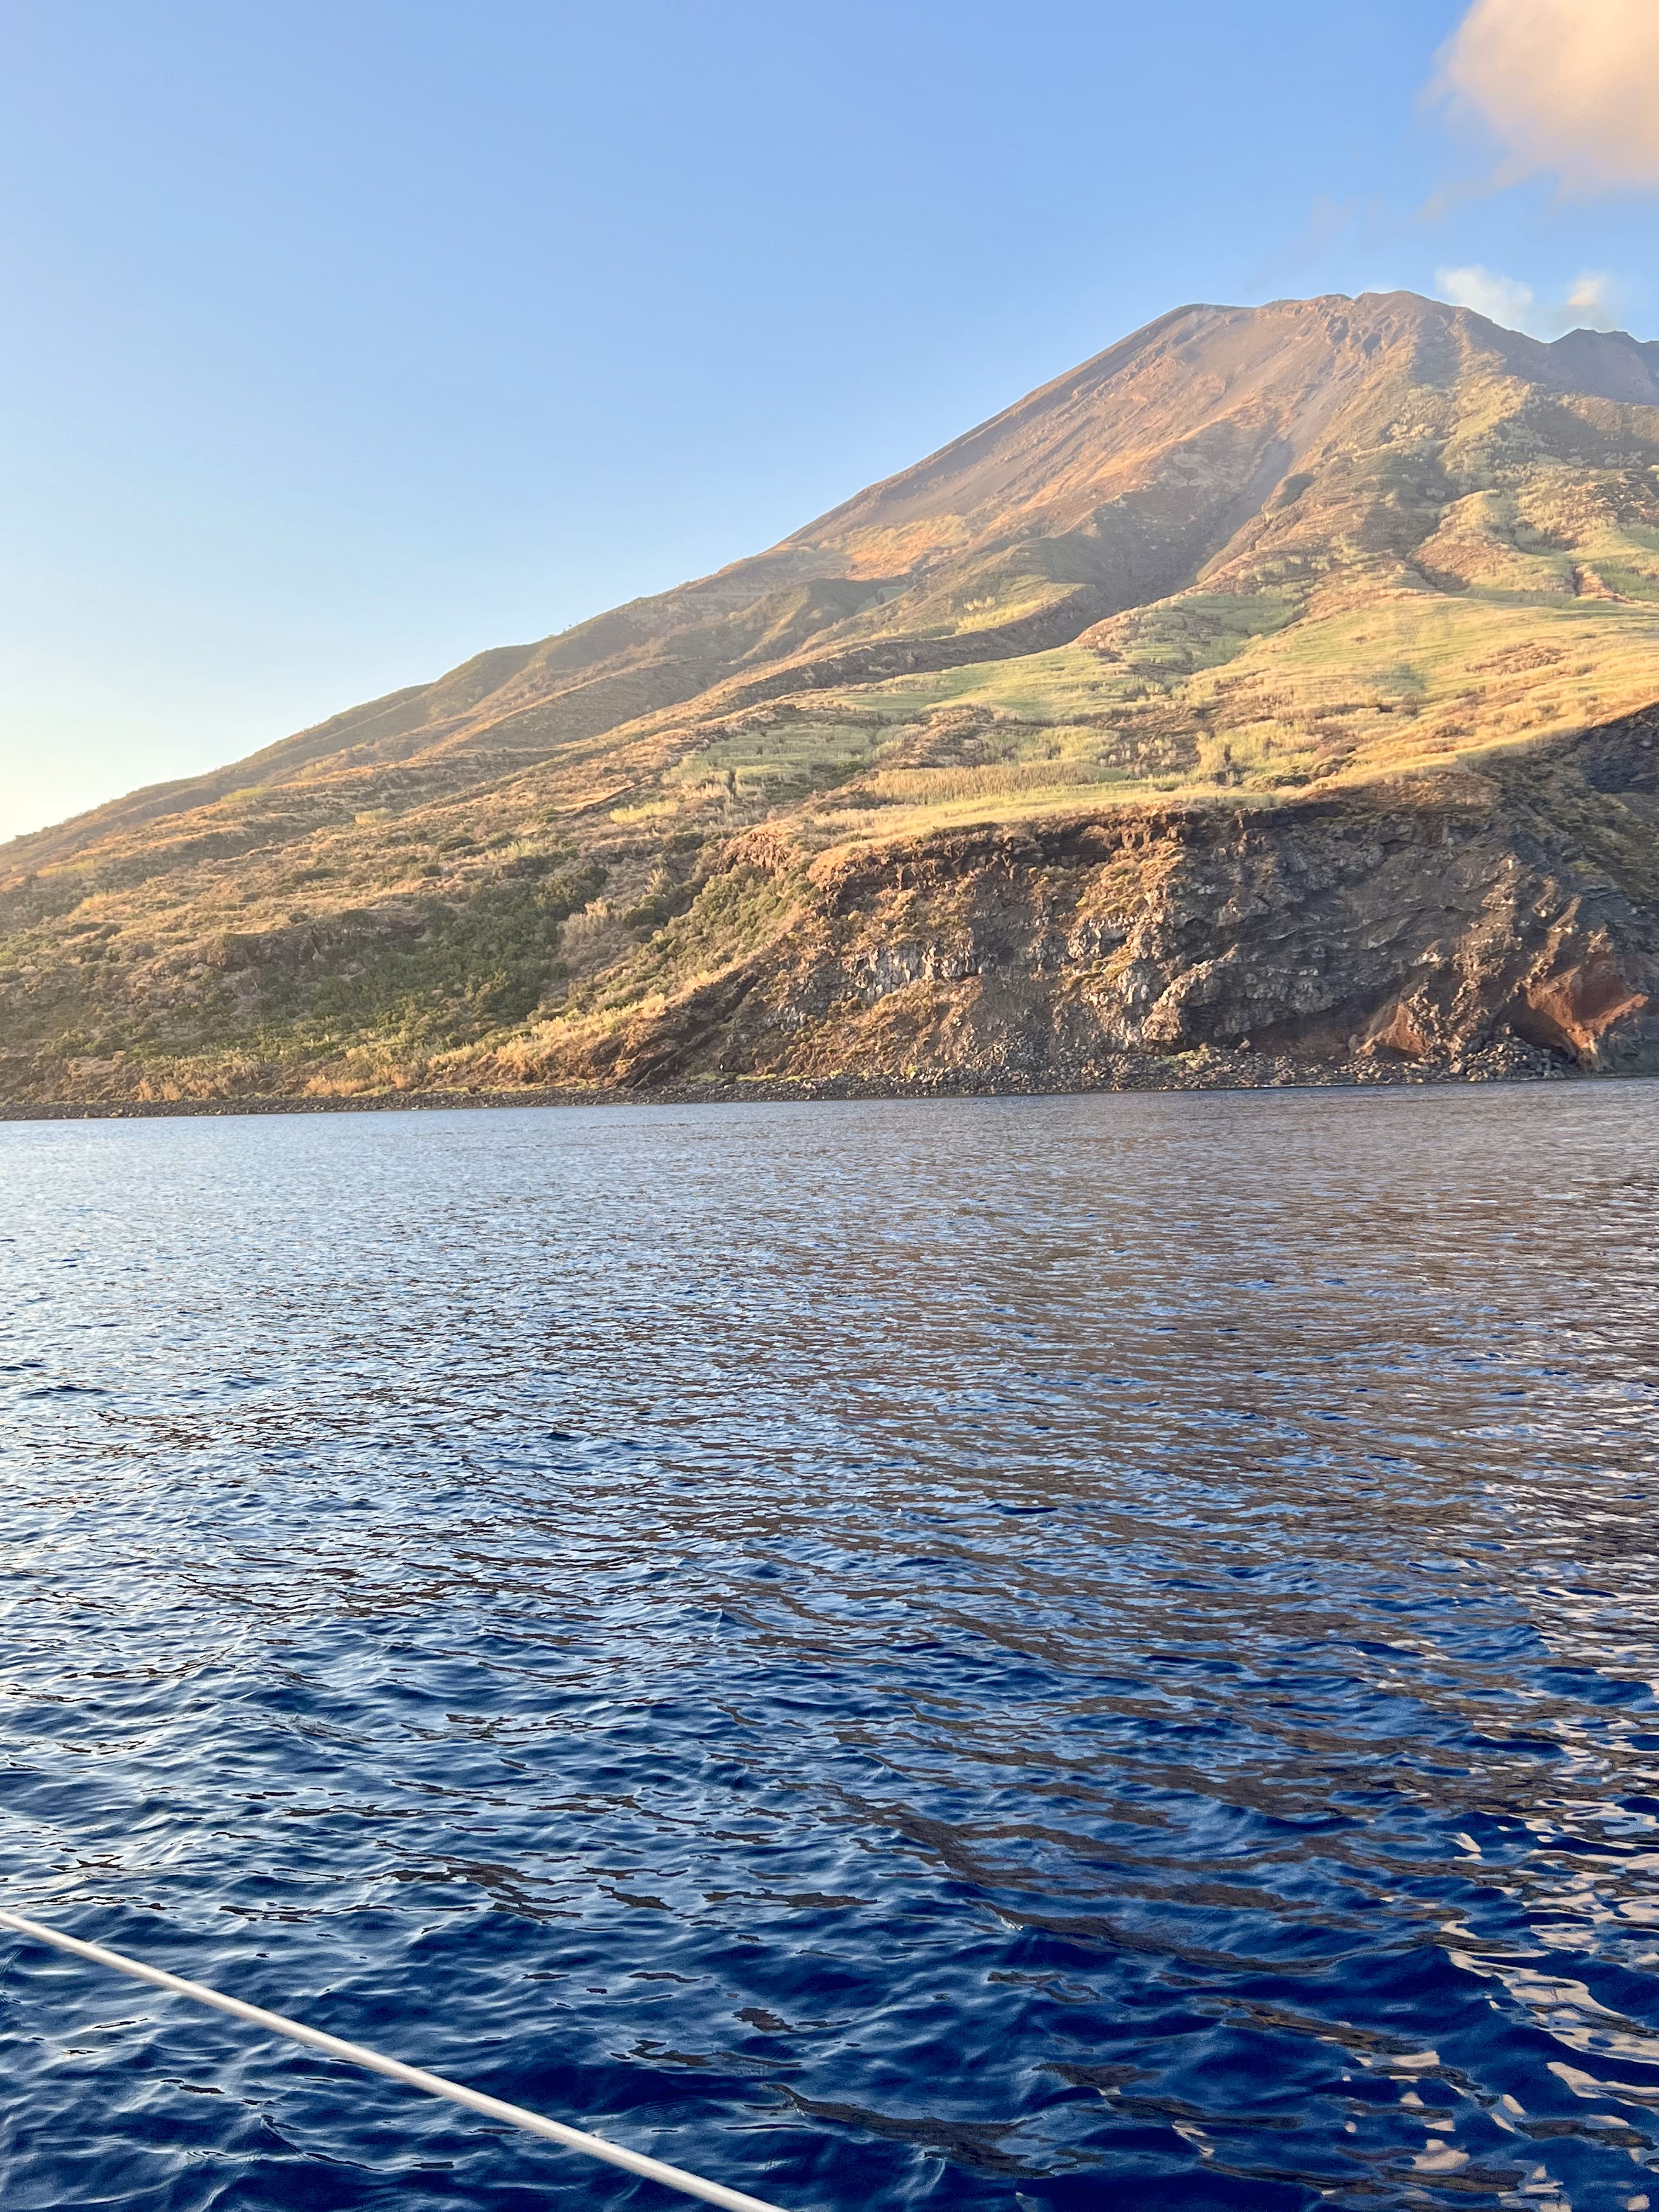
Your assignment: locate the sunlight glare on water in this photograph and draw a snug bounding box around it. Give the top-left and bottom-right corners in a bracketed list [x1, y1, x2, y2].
[2, 1085, 1658, 2211]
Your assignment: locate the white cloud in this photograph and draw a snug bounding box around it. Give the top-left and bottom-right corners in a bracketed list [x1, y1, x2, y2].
[1435, 264, 1627, 336]
[1437, 263, 1536, 328]
[1559, 271, 1619, 327]
[1436, 0, 1659, 193]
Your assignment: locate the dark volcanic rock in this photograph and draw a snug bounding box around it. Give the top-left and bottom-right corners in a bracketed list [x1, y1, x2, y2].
[490, 716, 1657, 1095]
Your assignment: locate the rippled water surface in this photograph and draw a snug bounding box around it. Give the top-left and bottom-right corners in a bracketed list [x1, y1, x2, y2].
[3, 1088, 1659, 2211]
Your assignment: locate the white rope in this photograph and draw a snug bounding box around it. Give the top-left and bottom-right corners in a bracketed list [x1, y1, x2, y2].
[0, 1905, 789, 2212]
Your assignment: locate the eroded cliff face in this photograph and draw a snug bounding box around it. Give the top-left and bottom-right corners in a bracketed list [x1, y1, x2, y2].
[475, 712, 1659, 1094]
[8, 714, 1655, 1107]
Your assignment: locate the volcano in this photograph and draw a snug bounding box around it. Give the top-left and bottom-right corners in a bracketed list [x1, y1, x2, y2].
[5, 290, 1659, 1107]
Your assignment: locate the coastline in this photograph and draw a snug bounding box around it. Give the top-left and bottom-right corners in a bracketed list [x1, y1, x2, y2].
[0, 1040, 1588, 1122]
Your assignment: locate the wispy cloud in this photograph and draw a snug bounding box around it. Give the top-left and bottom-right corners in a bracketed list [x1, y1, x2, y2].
[1436, 262, 1626, 336]
[1559, 271, 1620, 325]
[1435, 0, 1659, 193]
[1436, 264, 1536, 329]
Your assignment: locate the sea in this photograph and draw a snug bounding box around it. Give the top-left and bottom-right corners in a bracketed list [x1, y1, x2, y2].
[2, 1084, 1657, 2212]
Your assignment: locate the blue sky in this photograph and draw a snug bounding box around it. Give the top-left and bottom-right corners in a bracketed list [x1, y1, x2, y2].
[2, 0, 1656, 839]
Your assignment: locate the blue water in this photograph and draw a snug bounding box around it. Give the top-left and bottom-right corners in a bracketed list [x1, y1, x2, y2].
[2, 1088, 1658, 2212]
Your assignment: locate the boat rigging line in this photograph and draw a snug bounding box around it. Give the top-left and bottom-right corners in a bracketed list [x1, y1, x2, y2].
[0, 1904, 790, 2212]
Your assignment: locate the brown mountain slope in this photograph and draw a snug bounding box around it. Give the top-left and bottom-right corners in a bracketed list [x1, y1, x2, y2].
[5, 290, 1659, 1105]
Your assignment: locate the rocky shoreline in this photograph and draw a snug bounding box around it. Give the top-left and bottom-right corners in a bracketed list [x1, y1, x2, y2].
[0, 1035, 1588, 1123]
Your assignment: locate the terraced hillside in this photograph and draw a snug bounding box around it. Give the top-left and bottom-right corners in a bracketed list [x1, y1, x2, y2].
[4, 289, 1659, 1104]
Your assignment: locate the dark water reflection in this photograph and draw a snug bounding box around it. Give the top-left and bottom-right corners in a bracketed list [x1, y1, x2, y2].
[2, 1086, 1657, 2211]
